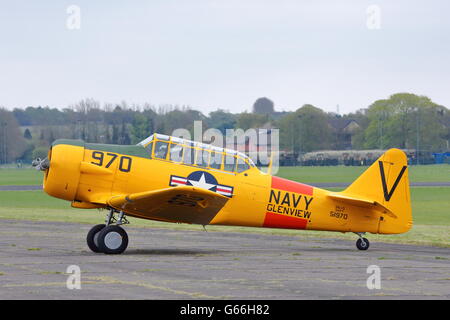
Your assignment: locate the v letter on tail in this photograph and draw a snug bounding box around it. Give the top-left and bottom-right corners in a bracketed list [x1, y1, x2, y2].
[378, 160, 407, 202]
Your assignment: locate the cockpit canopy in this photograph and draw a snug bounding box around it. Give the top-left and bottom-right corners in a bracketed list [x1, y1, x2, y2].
[138, 133, 256, 174]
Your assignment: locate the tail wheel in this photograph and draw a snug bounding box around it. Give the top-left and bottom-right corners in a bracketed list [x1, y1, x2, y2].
[356, 237, 370, 250]
[86, 224, 106, 253]
[97, 225, 129, 254]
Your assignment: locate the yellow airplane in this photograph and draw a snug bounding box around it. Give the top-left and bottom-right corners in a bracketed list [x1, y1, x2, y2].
[33, 133, 412, 254]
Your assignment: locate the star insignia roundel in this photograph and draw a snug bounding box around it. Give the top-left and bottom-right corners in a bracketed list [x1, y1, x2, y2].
[169, 171, 234, 197]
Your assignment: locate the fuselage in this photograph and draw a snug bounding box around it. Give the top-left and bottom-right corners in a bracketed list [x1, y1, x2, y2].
[43, 137, 409, 235]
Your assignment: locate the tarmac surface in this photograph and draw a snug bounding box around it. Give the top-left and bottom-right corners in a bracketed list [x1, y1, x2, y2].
[0, 219, 449, 300]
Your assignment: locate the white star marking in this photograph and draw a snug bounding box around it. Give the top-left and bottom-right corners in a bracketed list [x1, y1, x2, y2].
[188, 173, 216, 190]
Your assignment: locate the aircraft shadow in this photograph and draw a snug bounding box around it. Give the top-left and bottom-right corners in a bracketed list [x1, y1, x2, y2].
[124, 248, 222, 256]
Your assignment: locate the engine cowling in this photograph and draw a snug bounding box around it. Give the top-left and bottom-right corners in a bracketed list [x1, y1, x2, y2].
[43, 140, 85, 202]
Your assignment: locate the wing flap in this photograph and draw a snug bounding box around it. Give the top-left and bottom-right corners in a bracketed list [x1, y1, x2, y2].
[108, 186, 229, 225]
[328, 193, 397, 219]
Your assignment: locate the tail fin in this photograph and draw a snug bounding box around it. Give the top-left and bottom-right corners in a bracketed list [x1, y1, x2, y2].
[342, 148, 413, 234]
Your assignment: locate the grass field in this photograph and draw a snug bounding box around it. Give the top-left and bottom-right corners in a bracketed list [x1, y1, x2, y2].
[0, 165, 449, 247]
[1, 164, 449, 185]
[276, 164, 450, 183]
[0, 168, 43, 185]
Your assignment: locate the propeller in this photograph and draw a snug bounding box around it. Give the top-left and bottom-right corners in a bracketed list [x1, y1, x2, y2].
[32, 157, 50, 171]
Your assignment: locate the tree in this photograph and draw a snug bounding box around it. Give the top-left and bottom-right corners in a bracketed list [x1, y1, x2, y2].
[206, 109, 236, 134]
[278, 104, 332, 153]
[159, 108, 206, 136]
[236, 112, 269, 131]
[130, 113, 155, 144]
[363, 93, 449, 152]
[0, 108, 27, 163]
[119, 121, 131, 145]
[24, 128, 32, 140]
[32, 146, 50, 160]
[253, 97, 275, 115]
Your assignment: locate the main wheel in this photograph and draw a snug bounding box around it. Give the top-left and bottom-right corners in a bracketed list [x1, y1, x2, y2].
[86, 224, 106, 253]
[97, 225, 129, 254]
[356, 237, 370, 250]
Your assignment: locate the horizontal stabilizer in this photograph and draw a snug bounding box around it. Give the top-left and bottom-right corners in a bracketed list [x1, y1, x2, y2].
[327, 193, 397, 219]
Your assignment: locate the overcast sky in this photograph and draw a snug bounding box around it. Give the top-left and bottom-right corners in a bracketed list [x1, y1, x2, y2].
[0, 0, 449, 115]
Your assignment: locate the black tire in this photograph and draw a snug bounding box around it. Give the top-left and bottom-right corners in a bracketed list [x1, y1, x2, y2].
[97, 225, 129, 254]
[356, 238, 370, 250]
[87, 224, 106, 253]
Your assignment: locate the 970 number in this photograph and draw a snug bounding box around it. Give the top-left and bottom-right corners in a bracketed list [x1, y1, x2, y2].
[91, 151, 132, 172]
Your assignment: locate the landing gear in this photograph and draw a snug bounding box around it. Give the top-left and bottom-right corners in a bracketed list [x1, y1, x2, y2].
[86, 208, 129, 254]
[86, 224, 106, 253]
[97, 225, 129, 254]
[355, 232, 370, 250]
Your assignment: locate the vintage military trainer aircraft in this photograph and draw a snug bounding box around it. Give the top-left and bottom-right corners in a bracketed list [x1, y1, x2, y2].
[33, 133, 412, 254]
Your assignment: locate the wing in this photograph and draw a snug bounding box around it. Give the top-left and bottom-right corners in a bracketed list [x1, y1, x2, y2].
[107, 186, 230, 225]
[327, 193, 397, 219]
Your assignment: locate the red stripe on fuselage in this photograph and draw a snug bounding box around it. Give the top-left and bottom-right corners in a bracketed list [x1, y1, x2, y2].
[271, 176, 313, 196]
[263, 212, 308, 229]
[172, 178, 187, 184]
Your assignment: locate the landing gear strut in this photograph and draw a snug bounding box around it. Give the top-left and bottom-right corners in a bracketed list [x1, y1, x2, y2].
[86, 208, 129, 254]
[355, 232, 370, 251]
